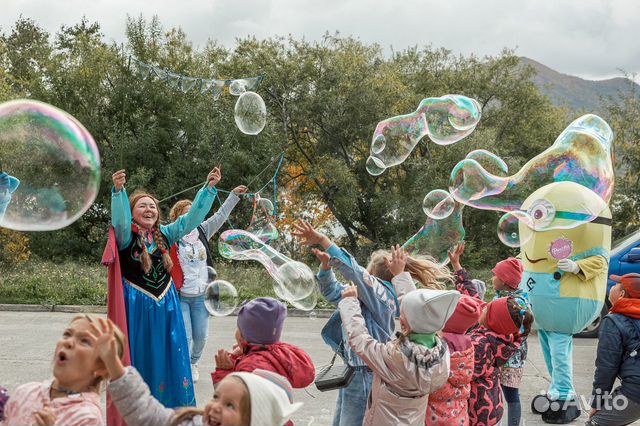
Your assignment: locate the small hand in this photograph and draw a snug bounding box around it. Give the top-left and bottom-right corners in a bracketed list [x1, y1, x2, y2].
[112, 169, 126, 192]
[88, 318, 125, 380]
[558, 258, 580, 274]
[312, 248, 331, 270]
[232, 185, 248, 195]
[447, 241, 465, 271]
[33, 404, 56, 426]
[385, 244, 408, 277]
[341, 284, 358, 300]
[215, 349, 234, 370]
[292, 220, 328, 247]
[207, 167, 222, 189]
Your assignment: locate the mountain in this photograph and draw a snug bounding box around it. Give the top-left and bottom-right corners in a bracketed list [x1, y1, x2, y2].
[520, 57, 638, 114]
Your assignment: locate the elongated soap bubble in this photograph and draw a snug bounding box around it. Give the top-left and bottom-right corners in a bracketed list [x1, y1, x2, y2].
[366, 95, 481, 175]
[204, 280, 239, 317]
[219, 229, 314, 302]
[449, 114, 613, 231]
[422, 189, 455, 220]
[403, 200, 465, 265]
[0, 100, 100, 231]
[246, 194, 279, 245]
[234, 92, 266, 135]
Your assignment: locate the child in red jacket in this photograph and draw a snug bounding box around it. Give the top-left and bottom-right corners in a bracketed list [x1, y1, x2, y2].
[211, 297, 315, 390]
[469, 297, 533, 426]
[426, 294, 483, 426]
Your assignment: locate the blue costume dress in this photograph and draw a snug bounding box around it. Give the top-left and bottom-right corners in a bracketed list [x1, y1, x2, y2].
[111, 185, 216, 408]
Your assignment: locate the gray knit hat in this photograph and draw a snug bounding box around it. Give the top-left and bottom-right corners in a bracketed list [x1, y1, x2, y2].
[401, 289, 461, 334]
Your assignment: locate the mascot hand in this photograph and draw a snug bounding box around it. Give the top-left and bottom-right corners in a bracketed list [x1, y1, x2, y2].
[558, 259, 580, 274]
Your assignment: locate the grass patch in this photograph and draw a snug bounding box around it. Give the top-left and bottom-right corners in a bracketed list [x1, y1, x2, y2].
[0, 259, 494, 307]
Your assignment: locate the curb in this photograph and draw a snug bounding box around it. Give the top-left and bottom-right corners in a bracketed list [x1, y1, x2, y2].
[0, 304, 334, 318]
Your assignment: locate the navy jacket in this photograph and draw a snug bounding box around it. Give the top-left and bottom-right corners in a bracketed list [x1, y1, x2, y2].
[591, 313, 640, 408]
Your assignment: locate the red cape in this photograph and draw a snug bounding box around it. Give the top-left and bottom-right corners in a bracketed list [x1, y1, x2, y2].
[101, 227, 131, 426]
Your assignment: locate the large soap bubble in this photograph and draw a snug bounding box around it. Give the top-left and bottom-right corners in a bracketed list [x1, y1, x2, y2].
[403, 199, 465, 265]
[234, 92, 266, 135]
[449, 114, 614, 232]
[0, 100, 100, 231]
[219, 229, 314, 302]
[246, 194, 279, 245]
[204, 280, 239, 317]
[366, 95, 481, 175]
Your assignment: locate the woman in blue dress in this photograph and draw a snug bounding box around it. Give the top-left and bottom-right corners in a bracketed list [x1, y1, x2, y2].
[110, 167, 220, 408]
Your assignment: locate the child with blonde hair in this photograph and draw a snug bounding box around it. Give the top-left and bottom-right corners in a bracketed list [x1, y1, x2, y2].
[293, 221, 452, 426]
[1, 315, 126, 426]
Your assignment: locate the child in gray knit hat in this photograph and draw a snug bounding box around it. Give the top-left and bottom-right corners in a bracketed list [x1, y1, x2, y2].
[339, 285, 460, 426]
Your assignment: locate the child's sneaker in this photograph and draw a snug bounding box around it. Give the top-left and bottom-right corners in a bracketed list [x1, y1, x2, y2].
[191, 364, 199, 383]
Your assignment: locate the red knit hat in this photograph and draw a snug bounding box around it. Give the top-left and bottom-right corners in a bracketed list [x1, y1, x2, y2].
[485, 297, 519, 335]
[492, 258, 524, 289]
[443, 294, 484, 334]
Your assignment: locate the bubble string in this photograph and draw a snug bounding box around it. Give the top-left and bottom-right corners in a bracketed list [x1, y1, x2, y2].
[449, 114, 614, 214]
[158, 152, 285, 203]
[366, 95, 481, 175]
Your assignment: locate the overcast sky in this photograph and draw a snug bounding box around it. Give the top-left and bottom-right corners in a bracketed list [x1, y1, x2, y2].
[3, 0, 639, 81]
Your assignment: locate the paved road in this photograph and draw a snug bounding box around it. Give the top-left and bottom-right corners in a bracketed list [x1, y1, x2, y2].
[0, 311, 636, 425]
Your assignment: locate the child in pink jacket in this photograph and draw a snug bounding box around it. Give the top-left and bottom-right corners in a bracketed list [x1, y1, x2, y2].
[469, 297, 533, 426]
[426, 294, 483, 426]
[1, 315, 126, 426]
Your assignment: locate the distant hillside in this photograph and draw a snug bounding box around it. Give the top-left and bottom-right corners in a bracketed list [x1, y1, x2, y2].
[520, 57, 638, 114]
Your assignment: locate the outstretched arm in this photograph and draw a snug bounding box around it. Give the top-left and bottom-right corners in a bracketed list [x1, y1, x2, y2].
[163, 168, 221, 247]
[110, 170, 132, 248]
[201, 186, 247, 240]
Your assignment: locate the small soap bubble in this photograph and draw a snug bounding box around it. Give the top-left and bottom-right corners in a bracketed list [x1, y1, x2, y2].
[422, 189, 455, 220]
[497, 211, 533, 248]
[234, 92, 266, 135]
[204, 280, 239, 317]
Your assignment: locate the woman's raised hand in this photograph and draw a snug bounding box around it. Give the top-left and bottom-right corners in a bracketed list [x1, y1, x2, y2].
[232, 185, 248, 195]
[207, 167, 222, 189]
[112, 170, 126, 192]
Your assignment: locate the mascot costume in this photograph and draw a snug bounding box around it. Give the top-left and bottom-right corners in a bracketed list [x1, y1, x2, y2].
[448, 114, 615, 424]
[520, 181, 611, 423]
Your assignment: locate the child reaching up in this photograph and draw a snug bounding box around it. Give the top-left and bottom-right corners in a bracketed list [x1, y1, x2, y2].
[91, 318, 302, 426]
[211, 297, 315, 389]
[340, 285, 460, 426]
[293, 221, 452, 426]
[469, 297, 533, 426]
[426, 294, 483, 426]
[1, 315, 126, 426]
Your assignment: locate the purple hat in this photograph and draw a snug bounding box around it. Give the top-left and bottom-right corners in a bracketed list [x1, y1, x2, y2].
[237, 297, 287, 344]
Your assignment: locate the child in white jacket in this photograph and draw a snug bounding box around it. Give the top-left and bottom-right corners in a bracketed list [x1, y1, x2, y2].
[339, 286, 460, 426]
[90, 318, 301, 426]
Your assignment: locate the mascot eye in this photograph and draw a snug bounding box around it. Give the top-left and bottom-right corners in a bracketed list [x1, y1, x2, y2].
[527, 199, 556, 228]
